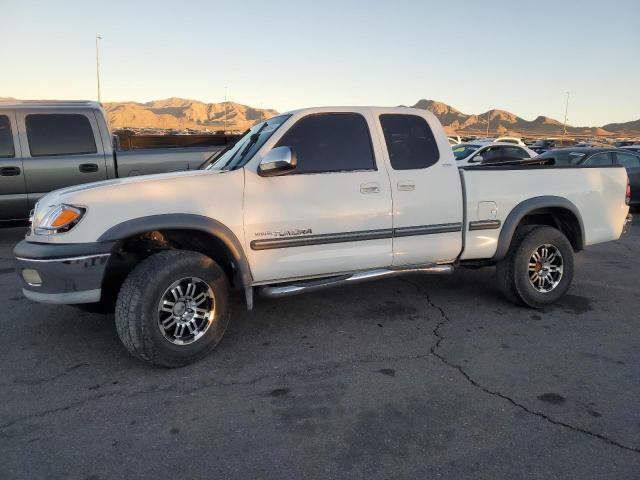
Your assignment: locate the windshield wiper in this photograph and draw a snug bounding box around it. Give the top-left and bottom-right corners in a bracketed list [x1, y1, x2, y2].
[231, 122, 269, 169]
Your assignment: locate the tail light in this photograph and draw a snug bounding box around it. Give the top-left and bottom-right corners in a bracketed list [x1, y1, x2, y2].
[626, 177, 631, 205]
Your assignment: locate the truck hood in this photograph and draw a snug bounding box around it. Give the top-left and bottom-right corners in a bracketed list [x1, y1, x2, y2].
[41, 169, 221, 199]
[29, 168, 245, 244]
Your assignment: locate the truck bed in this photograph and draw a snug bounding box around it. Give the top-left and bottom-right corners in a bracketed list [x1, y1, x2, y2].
[460, 164, 629, 260]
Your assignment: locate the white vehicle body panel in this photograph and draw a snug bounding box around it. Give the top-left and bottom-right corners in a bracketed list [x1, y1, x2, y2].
[461, 166, 629, 259]
[369, 107, 464, 265]
[27, 169, 246, 248]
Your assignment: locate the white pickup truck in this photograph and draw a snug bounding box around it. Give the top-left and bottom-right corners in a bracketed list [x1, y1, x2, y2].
[13, 107, 632, 367]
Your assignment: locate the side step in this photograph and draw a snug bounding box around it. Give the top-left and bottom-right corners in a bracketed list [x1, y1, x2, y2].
[257, 264, 453, 298]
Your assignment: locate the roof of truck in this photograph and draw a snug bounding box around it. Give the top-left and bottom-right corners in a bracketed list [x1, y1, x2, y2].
[0, 99, 102, 109]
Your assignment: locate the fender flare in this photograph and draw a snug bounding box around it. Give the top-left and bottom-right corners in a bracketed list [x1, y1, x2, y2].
[98, 214, 253, 287]
[492, 196, 585, 261]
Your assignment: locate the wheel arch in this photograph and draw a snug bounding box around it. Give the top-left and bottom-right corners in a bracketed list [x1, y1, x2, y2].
[98, 214, 253, 289]
[492, 196, 585, 261]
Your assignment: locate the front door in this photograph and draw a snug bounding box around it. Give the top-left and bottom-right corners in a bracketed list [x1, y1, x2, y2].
[16, 110, 108, 208]
[373, 111, 463, 266]
[244, 111, 393, 283]
[0, 110, 28, 220]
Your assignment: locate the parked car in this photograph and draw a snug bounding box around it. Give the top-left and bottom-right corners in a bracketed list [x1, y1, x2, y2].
[494, 136, 526, 146]
[529, 138, 577, 154]
[614, 140, 637, 148]
[14, 106, 631, 366]
[535, 147, 640, 205]
[452, 142, 537, 166]
[620, 145, 640, 154]
[0, 100, 224, 222]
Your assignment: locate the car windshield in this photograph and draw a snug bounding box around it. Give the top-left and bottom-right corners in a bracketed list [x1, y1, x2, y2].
[452, 143, 481, 160]
[207, 114, 290, 171]
[536, 150, 586, 166]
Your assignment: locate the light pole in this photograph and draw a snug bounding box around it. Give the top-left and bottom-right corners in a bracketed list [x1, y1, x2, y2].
[562, 91, 570, 139]
[95, 35, 102, 103]
[224, 85, 228, 132]
[486, 110, 491, 137]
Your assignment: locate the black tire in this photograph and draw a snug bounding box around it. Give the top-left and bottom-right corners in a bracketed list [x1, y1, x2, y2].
[115, 250, 231, 367]
[496, 226, 574, 308]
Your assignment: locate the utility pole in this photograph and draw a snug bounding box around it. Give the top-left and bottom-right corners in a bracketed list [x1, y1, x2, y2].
[95, 35, 102, 103]
[224, 85, 228, 132]
[562, 91, 570, 139]
[486, 110, 491, 137]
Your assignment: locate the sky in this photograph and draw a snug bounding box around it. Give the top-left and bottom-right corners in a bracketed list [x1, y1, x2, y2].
[1, 0, 639, 126]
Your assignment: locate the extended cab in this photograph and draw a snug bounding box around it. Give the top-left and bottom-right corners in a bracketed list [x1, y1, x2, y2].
[0, 100, 222, 222]
[13, 107, 632, 367]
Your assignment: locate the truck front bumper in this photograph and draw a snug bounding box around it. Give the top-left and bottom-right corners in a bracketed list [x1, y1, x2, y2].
[13, 240, 116, 304]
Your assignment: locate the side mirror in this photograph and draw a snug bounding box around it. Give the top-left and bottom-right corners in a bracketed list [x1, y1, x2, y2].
[472, 155, 483, 163]
[258, 146, 297, 176]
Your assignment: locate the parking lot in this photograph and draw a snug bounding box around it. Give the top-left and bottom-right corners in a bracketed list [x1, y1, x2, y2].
[0, 222, 638, 479]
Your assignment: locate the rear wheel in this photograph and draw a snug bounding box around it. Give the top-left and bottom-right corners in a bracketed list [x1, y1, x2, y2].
[115, 250, 231, 367]
[496, 226, 574, 308]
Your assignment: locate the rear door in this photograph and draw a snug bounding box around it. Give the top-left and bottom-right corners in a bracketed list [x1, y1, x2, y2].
[0, 110, 28, 220]
[614, 151, 640, 205]
[375, 111, 463, 266]
[16, 109, 108, 208]
[243, 110, 393, 282]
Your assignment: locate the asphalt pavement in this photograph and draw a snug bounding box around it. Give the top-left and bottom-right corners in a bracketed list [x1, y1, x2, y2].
[0, 221, 639, 479]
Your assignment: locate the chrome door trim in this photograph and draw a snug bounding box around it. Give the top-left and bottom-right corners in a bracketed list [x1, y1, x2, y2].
[250, 222, 464, 250]
[468, 219, 502, 231]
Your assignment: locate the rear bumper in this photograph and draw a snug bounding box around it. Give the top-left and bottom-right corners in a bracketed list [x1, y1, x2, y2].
[13, 240, 115, 304]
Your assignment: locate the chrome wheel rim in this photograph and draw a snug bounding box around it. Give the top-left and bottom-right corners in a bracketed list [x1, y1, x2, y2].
[157, 277, 215, 345]
[528, 244, 564, 293]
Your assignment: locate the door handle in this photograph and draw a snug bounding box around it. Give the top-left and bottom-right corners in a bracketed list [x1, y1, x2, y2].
[360, 182, 380, 194]
[0, 166, 21, 176]
[397, 180, 415, 191]
[79, 163, 99, 173]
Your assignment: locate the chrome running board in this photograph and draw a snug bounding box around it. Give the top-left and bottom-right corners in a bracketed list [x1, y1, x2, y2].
[257, 264, 453, 298]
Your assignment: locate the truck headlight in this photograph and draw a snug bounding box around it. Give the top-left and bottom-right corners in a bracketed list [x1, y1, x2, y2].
[34, 204, 86, 235]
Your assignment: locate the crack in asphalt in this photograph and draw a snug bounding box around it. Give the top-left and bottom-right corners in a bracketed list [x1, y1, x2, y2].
[0, 352, 434, 434]
[400, 277, 640, 455]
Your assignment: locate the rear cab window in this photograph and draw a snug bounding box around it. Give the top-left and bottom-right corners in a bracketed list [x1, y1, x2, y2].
[0, 115, 15, 157]
[275, 113, 375, 173]
[379, 114, 439, 170]
[25, 114, 97, 157]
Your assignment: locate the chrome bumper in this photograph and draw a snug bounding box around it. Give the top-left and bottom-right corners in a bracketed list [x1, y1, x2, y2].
[13, 240, 114, 305]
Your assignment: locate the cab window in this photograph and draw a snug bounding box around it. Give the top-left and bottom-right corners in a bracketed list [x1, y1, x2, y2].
[0, 115, 15, 158]
[379, 114, 439, 170]
[275, 113, 375, 173]
[26, 114, 97, 157]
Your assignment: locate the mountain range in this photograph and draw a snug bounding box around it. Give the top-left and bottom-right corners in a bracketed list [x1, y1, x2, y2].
[1, 96, 638, 136]
[412, 100, 637, 137]
[103, 97, 278, 132]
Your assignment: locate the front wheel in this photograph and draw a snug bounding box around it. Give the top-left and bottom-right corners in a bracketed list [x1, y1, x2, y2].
[115, 250, 231, 367]
[496, 226, 574, 308]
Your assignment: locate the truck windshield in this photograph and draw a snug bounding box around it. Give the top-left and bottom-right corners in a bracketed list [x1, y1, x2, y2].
[207, 114, 290, 171]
